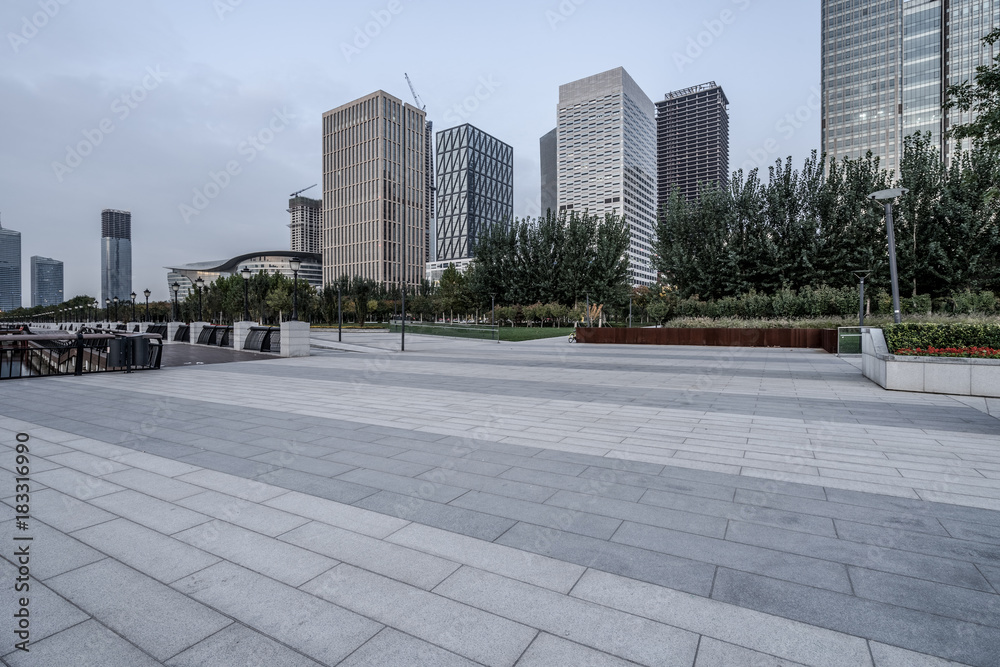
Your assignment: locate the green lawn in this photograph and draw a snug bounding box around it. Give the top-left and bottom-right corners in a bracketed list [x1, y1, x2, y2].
[498, 327, 575, 342]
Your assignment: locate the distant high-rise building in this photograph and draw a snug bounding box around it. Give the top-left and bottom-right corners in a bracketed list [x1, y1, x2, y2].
[557, 67, 658, 286]
[821, 0, 1000, 171]
[322, 90, 426, 288]
[288, 196, 321, 254]
[656, 82, 730, 208]
[539, 128, 558, 216]
[423, 120, 436, 264]
[101, 209, 132, 303]
[30, 256, 63, 307]
[428, 124, 513, 282]
[0, 217, 21, 311]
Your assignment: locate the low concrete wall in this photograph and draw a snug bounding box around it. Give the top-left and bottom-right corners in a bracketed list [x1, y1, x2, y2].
[576, 327, 838, 353]
[861, 327, 1000, 398]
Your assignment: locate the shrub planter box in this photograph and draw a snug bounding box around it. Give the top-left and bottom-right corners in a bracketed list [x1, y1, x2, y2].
[575, 327, 838, 353]
[861, 328, 1000, 397]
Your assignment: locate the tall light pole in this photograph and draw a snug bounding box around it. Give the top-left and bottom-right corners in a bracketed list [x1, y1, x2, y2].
[143, 289, 151, 322]
[130, 291, 136, 322]
[113, 296, 119, 322]
[92, 299, 98, 323]
[288, 257, 301, 321]
[195, 277, 205, 321]
[869, 188, 908, 324]
[400, 107, 407, 353]
[105, 298, 110, 322]
[241, 266, 251, 321]
[853, 270, 870, 327]
[171, 282, 180, 322]
[337, 281, 342, 342]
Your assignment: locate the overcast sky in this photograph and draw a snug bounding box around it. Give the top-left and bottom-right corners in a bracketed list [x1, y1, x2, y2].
[1, 0, 820, 303]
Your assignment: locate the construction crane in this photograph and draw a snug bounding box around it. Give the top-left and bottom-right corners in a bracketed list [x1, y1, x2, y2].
[289, 184, 317, 198]
[404, 73, 425, 110]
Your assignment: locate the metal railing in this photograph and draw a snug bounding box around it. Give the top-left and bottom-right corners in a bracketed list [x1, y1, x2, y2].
[388, 321, 499, 342]
[196, 325, 234, 347]
[173, 324, 190, 342]
[0, 331, 163, 380]
[245, 327, 280, 353]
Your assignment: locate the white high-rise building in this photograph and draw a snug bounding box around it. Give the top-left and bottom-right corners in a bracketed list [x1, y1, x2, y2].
[288, 196, 321, 254]
[557, 67, 658, 286]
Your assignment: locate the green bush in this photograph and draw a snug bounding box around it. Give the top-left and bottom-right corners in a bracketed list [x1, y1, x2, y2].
[883, 323, 1000, 352]
[737, 290, 773, 319]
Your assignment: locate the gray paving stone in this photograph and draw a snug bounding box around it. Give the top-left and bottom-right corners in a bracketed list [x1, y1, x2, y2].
[824, 487, 1000, 527]
[100, 468, 203, 502]
[0, 519, 104, 579]
[31, 467, 125, 501]
[264, 490, 408, 538]
[257, 468, 379, 504]
[710, 567, 1000, 667]
[175, 520, 337, 586]
[435, 566, 699, 667]
[939, 517, 1000, 545]
[848, 567, 1000, 628]
[515, 633, 641, 666]
[496, 522, 715, 596]
[337, 467, 470, 503]
[90, 489, 210, 534]
[578, 467, 737, 502]
[868, 641, 973, 667]
[614, 521, 853, 593]
[2, 488, 114, 533]
[547, 489, 728, 538]
[279, 520, 458, 589]
[339, 627, 479, 667]
[173, 562, 382, 666]
[71, 518, 220, 583]
[465, 448, 588, 475]
[130, 438, 206, 460]
[395, 449, 512, 477]
[249, 451, 356, 477]
[356, 490, 516, 541]
[418, 468, 558, 502]
[2, 619, 161, 667]
[186, 437, 273, 459]
[534, 448, 665, 475]
[302, 564, 536, 667]
[176, 469, 289, 502]
[694, 637, 807, 666]
[0, 557, 89, 644]
[47, 558, 231, 661]
[386, 522, 585, 593]
[980, 564, 1000, 594]
[180, 451, 278, 478]
[834, 519, 1000, 567]
[500, 466, 646, 501]
[166, 623, 324, 667]
[324, 449, 434, 476]
[451, 491, 622, 539]
[46, 450, 131, 475]
[724, 521, 993, 592]
[176, 490, 308, 536]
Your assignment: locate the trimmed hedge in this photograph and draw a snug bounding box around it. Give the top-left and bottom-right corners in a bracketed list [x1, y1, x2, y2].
[883, 323, 1000, 352]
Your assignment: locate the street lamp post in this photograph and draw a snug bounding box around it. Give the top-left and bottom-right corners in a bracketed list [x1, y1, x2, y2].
[105, 298, 110, 322]
[853, 270, 871, 327]
[868, 188, 909, 324]
[171, 282, 180, 322]
[130, 292, 136, 322]
[92, 300, 98, 323]
[241, 266, 251, 322]
[288, 258, 301, 321]
[144, 289, 151, 322]
[113, 296, 119, 322]
[629, 295, 633, 328]
[337, 283, 342, 342]
[195, 277, 205, 322]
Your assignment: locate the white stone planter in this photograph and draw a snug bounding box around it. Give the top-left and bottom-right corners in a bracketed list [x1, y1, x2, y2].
[861, 328, 1000, 398]
[280, 321, 311, 358]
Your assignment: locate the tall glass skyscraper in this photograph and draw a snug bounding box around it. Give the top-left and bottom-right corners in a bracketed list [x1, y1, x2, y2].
[821, 0, 999, 171]
[557, 67, 658, 286]
[101, 209, 132, 303]
[31, 256, 64, 307]
[0, 219, 21, 311]
[432, 124, 513, 271]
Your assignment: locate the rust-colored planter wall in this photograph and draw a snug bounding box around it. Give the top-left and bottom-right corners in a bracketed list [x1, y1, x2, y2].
[575, 327, 838, 354]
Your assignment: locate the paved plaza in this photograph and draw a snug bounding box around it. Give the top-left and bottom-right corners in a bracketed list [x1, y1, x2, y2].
[2, 333, 1000, 666]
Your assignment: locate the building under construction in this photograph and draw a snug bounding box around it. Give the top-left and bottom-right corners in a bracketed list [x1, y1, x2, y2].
[288, 194, 321, 254]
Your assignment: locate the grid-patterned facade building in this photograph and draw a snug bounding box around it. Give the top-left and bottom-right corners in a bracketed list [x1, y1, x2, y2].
[30, 256, 63, 307]
[821, 0, 1000, 171]
[322, 91, 427, 288]
[433, 124, 513, 266]
[101, 209, 132, 304]
[423, 120, 436, 263]
[0, 219, 21, 311]
[288, 196, 321, 254]
[557, 67, 658, 286]
[656, 82, 730, 208]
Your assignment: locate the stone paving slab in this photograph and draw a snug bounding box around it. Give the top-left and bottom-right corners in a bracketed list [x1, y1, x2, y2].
[1, 340, 999, 665]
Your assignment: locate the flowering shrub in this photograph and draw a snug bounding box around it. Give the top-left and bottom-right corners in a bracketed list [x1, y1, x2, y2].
[894, 346, 1000, 359]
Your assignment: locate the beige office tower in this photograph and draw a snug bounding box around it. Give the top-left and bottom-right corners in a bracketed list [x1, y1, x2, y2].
[322, 90, 426, 287]
[288, 196, 321, 254]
